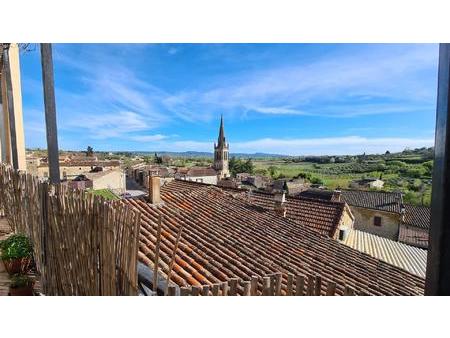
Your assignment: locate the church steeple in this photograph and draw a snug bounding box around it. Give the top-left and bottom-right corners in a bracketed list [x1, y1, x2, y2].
[217, 114, 226, 146]
[214, 115, 230, 179]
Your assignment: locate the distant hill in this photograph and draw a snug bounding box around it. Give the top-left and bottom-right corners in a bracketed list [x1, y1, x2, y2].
[128, 151, 288, 159]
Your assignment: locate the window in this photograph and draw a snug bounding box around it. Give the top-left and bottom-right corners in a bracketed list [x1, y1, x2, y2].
[374, 216, 382, 227]
[43, 172, 48, 177]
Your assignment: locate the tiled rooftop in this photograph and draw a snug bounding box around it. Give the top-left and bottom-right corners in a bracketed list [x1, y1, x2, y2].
[296, 188, 335, 201]
[161, 180, 348, 237]
[125, 183, 425, 295]
[399, 226, 429, 248]
[342, 229, 427, 277]
[38, 160, 120, 168]
[340, 190, 403, 213]
[403, 204, 430, 229]
[241, 190, 347, 238]
[177, 167, 218, 177]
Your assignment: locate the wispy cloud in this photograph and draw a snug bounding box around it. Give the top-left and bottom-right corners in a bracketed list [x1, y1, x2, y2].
[65, 111, 150, 139]
[149, 136, 434, 155]
[20, 44, 438, 153]
[131, 134, 168, 142]
[52, 48, 170, 137]
[161, 44, 438, 120]
[249, 106, 310, 116]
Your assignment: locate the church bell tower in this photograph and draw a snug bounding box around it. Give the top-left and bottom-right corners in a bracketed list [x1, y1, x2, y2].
[214, 115, 230, 178]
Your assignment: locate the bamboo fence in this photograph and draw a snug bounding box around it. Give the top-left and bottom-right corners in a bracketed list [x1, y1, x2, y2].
[171, 272, 358, 296]
[0, 164, 141, 295]
[1, 163, 359, 296]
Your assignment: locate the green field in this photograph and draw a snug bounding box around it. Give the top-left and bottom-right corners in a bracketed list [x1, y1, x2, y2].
[252, 152, 433, 206]
[254, 160, 385, 188]
[88, 189, 119, 201]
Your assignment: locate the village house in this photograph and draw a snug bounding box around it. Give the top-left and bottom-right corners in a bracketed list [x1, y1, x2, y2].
[67, 169, 126, 194]
[349, 178, 384, 190]
[125, 178, 424, 295]
[269, 178, 310, 195]
[129, 164, 174, 187]
[297, 188, 430, 248]
[338, 190, 403, 240]
[217, 176, 241, 188]
[30, 159, 121, 180]
[237, 174, 272, 190]
[84, 169, 126, 194]
[175, 167, 218, 184]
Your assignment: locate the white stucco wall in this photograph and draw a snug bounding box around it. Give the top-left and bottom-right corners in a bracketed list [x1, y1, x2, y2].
[177, 174, 218, 185]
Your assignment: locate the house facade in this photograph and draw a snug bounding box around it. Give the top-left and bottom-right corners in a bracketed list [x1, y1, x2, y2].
[175, 167, 218, 185]
[338, 190, 403, 240]
[348, 205, 401, 240]
[29, 159, 121, 180]
[349, 178, 384, 190]
[85, 169, 126, 194]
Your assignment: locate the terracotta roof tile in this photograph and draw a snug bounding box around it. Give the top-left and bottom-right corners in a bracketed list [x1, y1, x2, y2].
[241, 190, 346, 238]
[403, 204, 430, 229]
[162, 180, 348, 237]
[125, 184, 424, 295]
[340, 190, 402, 213]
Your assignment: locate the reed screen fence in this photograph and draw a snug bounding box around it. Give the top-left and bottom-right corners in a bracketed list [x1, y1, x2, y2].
[0, 164, 141, 295]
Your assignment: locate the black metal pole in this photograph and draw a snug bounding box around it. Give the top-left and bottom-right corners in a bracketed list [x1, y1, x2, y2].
[2, 44, 19, 170]
[40, 43, 60, 184]
[425, 43, 450, 295]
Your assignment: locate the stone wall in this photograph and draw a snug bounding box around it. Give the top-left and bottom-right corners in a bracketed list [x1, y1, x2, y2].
[351, 206, 400, 240]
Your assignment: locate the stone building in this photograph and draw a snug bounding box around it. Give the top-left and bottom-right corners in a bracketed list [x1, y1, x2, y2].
[213, 115, 230, 179]
[84, 169, 126, 194]
[175, 167, 218, 185]
[339, 190, 403, 240]
[28, 158, 121, 181]
[297, 188, 430, 248]
[349, 178, 384, 190]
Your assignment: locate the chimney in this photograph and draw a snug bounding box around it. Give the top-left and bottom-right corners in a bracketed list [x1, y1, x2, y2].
[400, 203, 406, 222]
[274, 189, 287, 218]
[334, 189, 342, 201]
[148, 174, 161, 204]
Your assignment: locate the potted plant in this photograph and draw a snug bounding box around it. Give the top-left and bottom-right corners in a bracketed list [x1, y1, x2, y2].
[0, 234, 33, 275]
[9, 274, 34, 296]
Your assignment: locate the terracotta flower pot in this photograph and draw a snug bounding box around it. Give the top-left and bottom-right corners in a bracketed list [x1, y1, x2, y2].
[9, 286, 34, 296]
[2, 257, 31, 275]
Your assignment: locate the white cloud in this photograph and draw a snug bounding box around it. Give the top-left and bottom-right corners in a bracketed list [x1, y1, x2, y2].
[131, 134, 168, 142]
[231, 136, 434, 155]
[162, 44, 438, 119]
[250, 106, 310, 115]
[53, 49, 170, 136]
[66, 111, 150, 139]
[150, 136, 434, 155]
[22, 44, 438, 152]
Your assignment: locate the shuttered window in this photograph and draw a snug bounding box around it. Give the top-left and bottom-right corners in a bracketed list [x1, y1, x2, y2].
[374, 216, 382, 226]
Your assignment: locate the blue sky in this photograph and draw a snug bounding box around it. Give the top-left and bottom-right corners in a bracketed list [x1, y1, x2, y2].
[20, 43, 438, 155]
